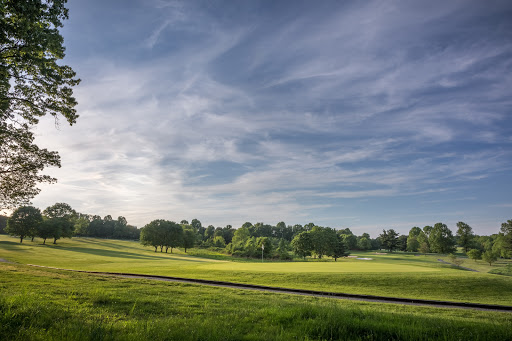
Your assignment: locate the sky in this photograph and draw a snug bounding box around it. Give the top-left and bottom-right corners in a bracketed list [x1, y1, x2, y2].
[31, 0, 512, 236]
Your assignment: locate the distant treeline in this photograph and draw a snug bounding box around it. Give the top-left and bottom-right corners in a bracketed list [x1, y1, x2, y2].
[1, 203, 139, 244]
[2, 204, 511, 261]
[74, 214, 139, 240]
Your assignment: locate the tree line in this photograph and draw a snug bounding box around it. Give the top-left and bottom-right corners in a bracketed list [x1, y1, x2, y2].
[3, 205, 511, 263]
[2, 203, 139, 244]
[379, 220, 512, 265]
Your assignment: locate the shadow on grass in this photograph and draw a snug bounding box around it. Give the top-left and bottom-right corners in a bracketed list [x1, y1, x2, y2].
[0, 240, 24, 249]
[61, 246, 210, 263]
[73, 238, 138, 251]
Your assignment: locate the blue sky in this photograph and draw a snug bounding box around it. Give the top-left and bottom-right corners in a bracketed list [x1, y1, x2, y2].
[32, 0, 512, 236]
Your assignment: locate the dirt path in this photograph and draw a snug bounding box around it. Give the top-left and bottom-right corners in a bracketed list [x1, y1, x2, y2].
[25, 264, 512, 312]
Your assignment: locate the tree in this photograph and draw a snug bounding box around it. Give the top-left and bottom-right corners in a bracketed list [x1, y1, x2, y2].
[329, 234, 349, 261]
[429, 223, 456, 254]
[42, 202, 76, 244]
[140, 220, 165, 252]
[482, 250, 498, 266]
[163, 221, 183, 253]
[379, 229, 399, 252]
[182, 227, 195, 253]
[406, 236, 420, 252]
[397, 235, 408, 252]
[417, 230, 429, 249]
[406, 226, 422, 252]
[140, 219, 182, 253]
[222, 225, 235, 244]
[73, 215, 90, 236]
[256, 237, 273, 259]
[191, 218, 204, 237]
[205, 225, 215, 240]
[339, 233, 357, 250]
[467, 249, 482, 262]
[277, 238, 291, 260]
[37, 218, 55, 244]
[492, 233, 511, 258]
[213, 235, 226, 248]
[0, 0, 80, 209]
[102, 215, 115, 238]
[231, 227, 250, 250]
[357, 236, 372, 250]
[6, 206, 42, 243]
[408, 227, 422, 238]
[310, 226, 332, 258]
[423, 226, 433, 239]
[500, 219, 512, 257]
[501, 219, 512, 235]
[419, 242, 430, 255]
[292, 231, 312, 260]
[0, 214, 7, 234]
[456, 222, 474, 253]
[243, 237, 257, 258]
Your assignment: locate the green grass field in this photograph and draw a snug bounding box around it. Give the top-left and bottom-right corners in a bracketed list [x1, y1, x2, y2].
[1, 262, 512, 340]
[2, 235, 512, 340]
[1, 235, 512, 306]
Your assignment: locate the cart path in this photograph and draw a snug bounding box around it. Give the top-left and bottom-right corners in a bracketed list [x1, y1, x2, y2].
[26, 264, 512, 313]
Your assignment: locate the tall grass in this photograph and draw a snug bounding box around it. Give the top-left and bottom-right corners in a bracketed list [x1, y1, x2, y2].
[1, 263, 511, 340]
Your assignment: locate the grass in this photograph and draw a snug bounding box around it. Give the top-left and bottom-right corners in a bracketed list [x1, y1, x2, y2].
[490, 264, 512, 277]
[1, 235, 512, 305]
[1, 262, 512, 340]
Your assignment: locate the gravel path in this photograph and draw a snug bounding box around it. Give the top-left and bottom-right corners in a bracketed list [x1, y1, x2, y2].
[25, 264, 512, 312]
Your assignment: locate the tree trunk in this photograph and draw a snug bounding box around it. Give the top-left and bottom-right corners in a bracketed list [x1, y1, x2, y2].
[160, 245, 163, 252]
[20, 236, 23, 243]
[165, 247, 168, 253]
[53, 238, 57, 244]
[43, 238, 46, 245]
[185, 247, 187, 253]
[170, 247, 173, 254]
[154, 246, 157, 252]
[31, 236, 35, 242]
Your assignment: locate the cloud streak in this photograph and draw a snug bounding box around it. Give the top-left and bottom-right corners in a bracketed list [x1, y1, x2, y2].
[30, 0, 512, 235]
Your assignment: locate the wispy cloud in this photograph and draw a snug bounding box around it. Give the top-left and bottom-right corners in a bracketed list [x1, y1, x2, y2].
[29, 0, 512, 234]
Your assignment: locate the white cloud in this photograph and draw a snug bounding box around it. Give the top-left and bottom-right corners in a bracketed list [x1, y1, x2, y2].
[26, 0, 512, 235]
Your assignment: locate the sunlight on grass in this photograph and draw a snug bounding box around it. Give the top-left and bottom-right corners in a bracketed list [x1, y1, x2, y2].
[1, 235, 512, 305]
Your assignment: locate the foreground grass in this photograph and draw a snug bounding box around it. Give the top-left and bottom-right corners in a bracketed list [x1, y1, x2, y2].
[1, 263, 511, 341]
[2, 236, 512, 305]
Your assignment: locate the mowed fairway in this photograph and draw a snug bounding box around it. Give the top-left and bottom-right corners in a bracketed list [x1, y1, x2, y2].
[2, 235, 512, 305]
[201, 260, 438, 273]
[0, 235, 438, 273]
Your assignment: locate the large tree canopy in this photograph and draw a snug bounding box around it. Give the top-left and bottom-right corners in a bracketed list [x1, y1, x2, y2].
[6, 205, 42, 243]
[0, 0, 80, 209]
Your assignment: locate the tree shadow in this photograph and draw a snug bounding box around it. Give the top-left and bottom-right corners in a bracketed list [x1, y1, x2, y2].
[74, 238, 137, 250]
[0, 240, 23, 249]
[61, 246, 209, 263]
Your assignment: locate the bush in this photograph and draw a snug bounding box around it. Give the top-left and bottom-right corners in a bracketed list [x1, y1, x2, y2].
[467, 249, 482, 262]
